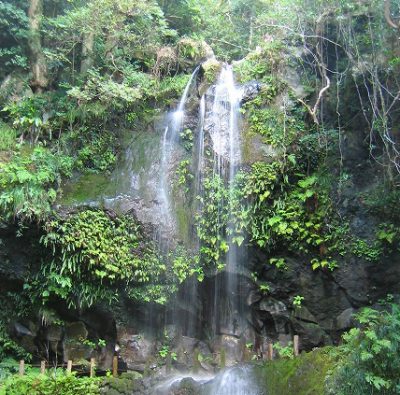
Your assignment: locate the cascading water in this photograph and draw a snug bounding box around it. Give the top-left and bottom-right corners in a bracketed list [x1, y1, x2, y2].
[154, 365, 266, 395]
[159, 66, 200, 233]
[154, 64, 261, 394]
[203, 365, 265, 395]
[203, 64, 245, 337]
[158, 66, 201, 337]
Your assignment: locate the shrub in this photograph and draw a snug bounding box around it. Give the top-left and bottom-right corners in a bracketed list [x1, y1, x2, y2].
[0, 371, 100, 395]
[329, 304, 400, 394]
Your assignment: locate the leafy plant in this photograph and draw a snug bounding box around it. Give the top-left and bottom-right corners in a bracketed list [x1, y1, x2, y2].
[158, 345, 177, 361]
[293, 295, 304, 309]
[0, 371, 101, 395]
[273, 342, 294, 359]
[176, 159, 194, 193]
[329, 304, 400, 394]
[179, 128, 193, 151]
[0, 146, 73, 221]
[0, 121, 16, 151]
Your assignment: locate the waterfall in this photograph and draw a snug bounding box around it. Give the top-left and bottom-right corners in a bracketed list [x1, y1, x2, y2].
[158, 66, 200, 337]
[154, 365, 266, 395]
[203, 365, 265, 395]
[159, 66, 200, 233]
[141, 63, 267, 395]
[204, 64, 244, 337]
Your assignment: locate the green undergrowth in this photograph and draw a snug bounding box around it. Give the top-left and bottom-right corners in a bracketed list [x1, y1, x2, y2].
[261, 348, 336, 395]
[262, 303, 400, 395]
[0, 369, 142, 395]
[0, 370, 101, 395]
[0, 146, 74, 221]
[29, 209, 203, 308]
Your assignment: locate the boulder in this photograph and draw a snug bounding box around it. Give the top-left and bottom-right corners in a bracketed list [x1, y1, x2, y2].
[258, 297, 290, 333]
[292, 307, 318, 324]
[240, 80, 261, 103]
[46, 325, 63, 342]
[293, 321, 330, 349]
[335, 308, 357, 331]
[118, 329, 156, 371]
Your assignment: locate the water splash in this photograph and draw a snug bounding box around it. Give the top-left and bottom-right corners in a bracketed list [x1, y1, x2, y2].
[152, 365, 265, 395]
[203, 365, 265, 395]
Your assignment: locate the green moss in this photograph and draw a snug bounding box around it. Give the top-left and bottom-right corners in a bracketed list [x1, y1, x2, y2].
[101, 375, 138, 395]
[59, 173, 111, 205]
[175, 205, 191, 245]
[261, 348, 336, 395]
[202, 58, 222, 84]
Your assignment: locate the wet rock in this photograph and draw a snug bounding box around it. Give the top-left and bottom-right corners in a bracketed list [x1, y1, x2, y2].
[292, 307, 318, 324]
[46, 324, 63, 353]
[46, 325, 63, 342]
[293, 321, 330, 349]
[240, 80, 261, 103]
[118, 329, 156, 371]
[63, 321, 92, 363]
[247, 290, 262, 306]
[170, 377, 202, 395]
[335, 308, 356, 331]
[212, 335, 242, 367]
[199, 58, 222, 93]
[165, 325, 180, 342]
[65, 321, 88, 339]
[14, 323, 33, 337]
[258, 297, 290, 333]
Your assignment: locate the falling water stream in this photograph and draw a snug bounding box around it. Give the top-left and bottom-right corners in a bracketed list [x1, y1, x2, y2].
[160, 66, 200, 230]
[156, 65, 259, 394]
[205, 65, 245, 337]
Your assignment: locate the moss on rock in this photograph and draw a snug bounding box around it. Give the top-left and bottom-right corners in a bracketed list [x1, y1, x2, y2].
[261, 348, 336, 395]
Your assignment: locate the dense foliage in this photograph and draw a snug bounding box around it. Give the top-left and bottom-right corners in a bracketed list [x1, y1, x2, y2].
[0, 0, 400, 389]
[329, 304, 400, 394]
[27, 209, 200, 308]
[0, 370, 101, 395]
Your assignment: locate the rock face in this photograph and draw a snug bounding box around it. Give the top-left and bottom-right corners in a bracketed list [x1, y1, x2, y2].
[63, 322, 91, 363]
[240, 80, 261, 103]
[2, 48, 400, 377]
[117, 329, 156, 372]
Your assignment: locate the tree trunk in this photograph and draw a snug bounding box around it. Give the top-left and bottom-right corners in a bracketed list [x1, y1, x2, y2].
[105, 29, 119, 62]
[28, 0, 48, 92]
[80, 31, 95, 74]
[384, 0, 399, 29]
